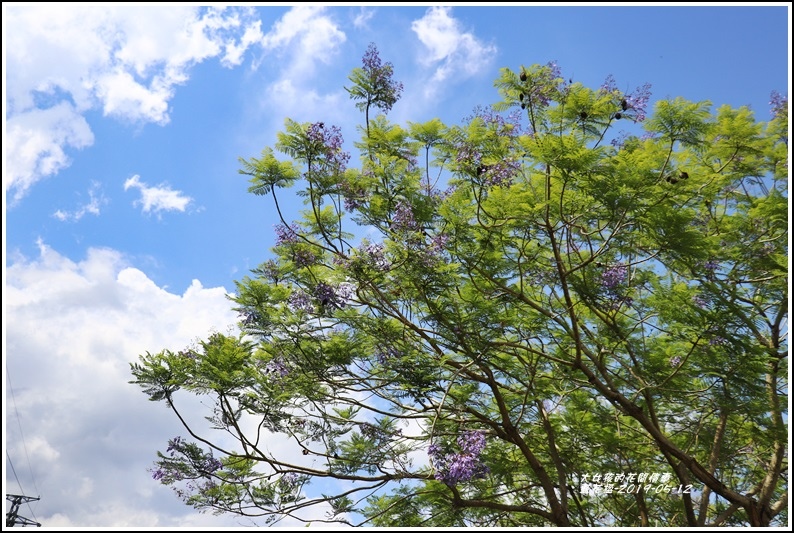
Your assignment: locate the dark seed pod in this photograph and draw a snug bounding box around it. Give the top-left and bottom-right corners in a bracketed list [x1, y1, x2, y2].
[519, 92, 525, 101]
[579, 111, 588, 120]
[614, 112, 622, 120]
[520, 71, 527, 82]
[302, 449, 310, 455]
[521, 102, 526, 109]
[621, 99, 628, 111]
[680, 171, 689, 180]
[669, 177, 679, 184]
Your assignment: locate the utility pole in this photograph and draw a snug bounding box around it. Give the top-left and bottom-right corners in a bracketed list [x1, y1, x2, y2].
[5, 495, 41, 527]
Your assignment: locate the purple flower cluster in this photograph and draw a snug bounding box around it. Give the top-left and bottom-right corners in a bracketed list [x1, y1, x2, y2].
[600, 263, 632, 309]
[178, 349, 199, 360]
[264, 356, 290, 380]
[391, 201, 418, 232]
[275, 223, 300, 246]
[428, 430, 490, 486]
[467, 105, 523, 138]
[600, 74, 619, 95]
[624, 82, 652, 122]
[315, 281, 356, 310]
[692, 294, 709, 309]
[360, 240, 390, 270]
[306, 122, 351, 173]
[769, 90, 788, 120]
[480, 158, 520, 187]
[375, 345, 401, 364]
[427, 233, 449, 257]
[361, 43, 404, 113]
[288, 290, 315, 313]
[600, 75, 652, 122]
[709, 336, 728, 347]
[339, 179, 368, 211]
[600, 264, 627, 291]
[670, 356, 683, 368]
[292, 248, 318, 268]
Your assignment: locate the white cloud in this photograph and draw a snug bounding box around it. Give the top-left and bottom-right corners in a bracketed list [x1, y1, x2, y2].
[256, 6, 346, 120]
[4, 5, 263, 201]
[5, 103, 94, 205]
[3, 242, 358, 526]
[261, 5, 345, 64]
[352, 7, 375, 29]
[411, 7, 497, 97]
[123, 174, 193, 215]
[4, 242, 245, 526]
[52, 181, 106, 222]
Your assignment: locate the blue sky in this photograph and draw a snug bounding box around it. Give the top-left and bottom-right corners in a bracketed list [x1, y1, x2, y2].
[3, 3, 790, 528]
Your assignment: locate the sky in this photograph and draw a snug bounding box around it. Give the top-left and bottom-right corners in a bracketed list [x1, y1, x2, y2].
[2, 3, 791, 529]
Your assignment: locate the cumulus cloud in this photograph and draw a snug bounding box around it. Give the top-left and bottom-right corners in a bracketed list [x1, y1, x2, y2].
[4, 242, 244, 526]
[3, 242, 351, 526]
[52, 181, 107, 222]
[255, 6, 347, 123]
[4, 5, 263, 201]
[5, 103, 95, 205]
[352, 7, 376, 29]
[411, 7, 497, 97]
[123, 174, 193, 215]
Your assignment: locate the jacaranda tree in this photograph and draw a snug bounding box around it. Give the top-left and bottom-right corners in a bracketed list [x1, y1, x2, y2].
[130, 43, 788, 527]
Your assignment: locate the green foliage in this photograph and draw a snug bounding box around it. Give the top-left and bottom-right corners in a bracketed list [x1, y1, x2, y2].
[130, 49, 788, 527]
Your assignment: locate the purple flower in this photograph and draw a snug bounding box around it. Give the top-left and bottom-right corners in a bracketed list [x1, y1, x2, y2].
[288, 290, 315, 313]
[518, 61, 564, 114]
[152, 469, 165, 481]
[480, 158, 520, 187]
[769, 90, 787, 120]
[361, 240, 390, 270]
[624, 82, 652, 122]
[265, 357, 290, 379]
[314, 281, 356, 310]
[692, 294, 709, 309]
[428, 430, 489, 486]
[600, 74, 619, 95]
[178, 349, 198, 360]
[375, 345, 401, 364]
[275, 223, 300, 245]
[359, 42, 404, 114]
[709, 336, 728, 346]
[670, 356, 683, 367]
[204, 457, 224, 473]
[458, 430, 486, 455]
[600, 264, 627, 291]
[166, 436, 184, 454]
[391, 201, 418, 232]
[427, 233, 449, 257]
[292, 248, 318, 267]
[306, 122, 350, 173]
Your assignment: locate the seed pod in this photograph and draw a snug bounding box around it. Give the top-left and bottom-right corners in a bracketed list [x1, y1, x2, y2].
[614, 112, 622, 120]
[680, 171, 689, 180]
[521, 102, 526, 109]
[621, 99, 628, 111]
[579, 111, 588, 120]
[520, 71, 527, 82]
[519, 92, 525, 101]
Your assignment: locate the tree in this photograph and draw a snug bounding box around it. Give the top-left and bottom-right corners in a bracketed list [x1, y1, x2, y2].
[130, 44, 788, 527]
